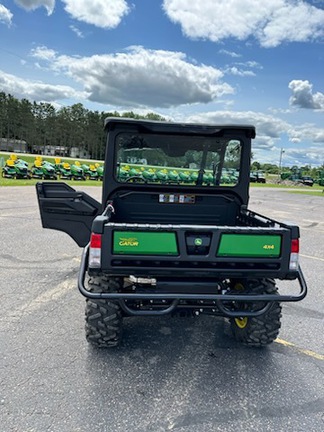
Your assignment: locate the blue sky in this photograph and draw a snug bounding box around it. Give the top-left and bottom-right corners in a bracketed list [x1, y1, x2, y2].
[0, 0, 323, 167]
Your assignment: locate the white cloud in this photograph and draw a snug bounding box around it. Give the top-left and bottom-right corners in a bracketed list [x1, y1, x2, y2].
[284, 146, 324, 166]
[30, 45, 57, 61]
[14, 0, 130, 27]
[292, 125, 324, 144]
[0, 70, 87, 102]
[289, 80, 324, 110]
[312, 129, 324, 143]
[0, 4, 13, 25]
[187, 111, 324, 146]
[258, 1, 324, 47]
[70, 25, 84, 38]
[62, 0, 130, 29]
[186, 110, 289, 139]
[183, 110, 324, 165]
[14, 0, 55, 15]
[31, 45, 234, 108]
[223, 60, 262, 77]
[244, 61, 262, 69]
[219, 49, 241, 58]
[224, 67, 255, 77]
[162, 0, 324, 47]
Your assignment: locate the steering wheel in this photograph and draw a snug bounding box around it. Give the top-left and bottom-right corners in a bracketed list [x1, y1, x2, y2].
[124, 176, 147, 183]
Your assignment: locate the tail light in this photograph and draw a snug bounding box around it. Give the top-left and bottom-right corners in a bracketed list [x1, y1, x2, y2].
[89, 233, 101, 268]
[289, 238, 299, 270]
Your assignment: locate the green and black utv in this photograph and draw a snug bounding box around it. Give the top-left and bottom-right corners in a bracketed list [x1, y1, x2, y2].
[36, 118, 307, 348]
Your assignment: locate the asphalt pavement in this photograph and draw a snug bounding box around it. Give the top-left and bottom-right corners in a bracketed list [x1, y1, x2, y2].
[0, 185, 323, 432]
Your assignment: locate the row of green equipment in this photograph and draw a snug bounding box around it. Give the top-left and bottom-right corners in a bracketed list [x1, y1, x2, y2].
[1, 155, 104, 181]
[117, 163, 238, 185]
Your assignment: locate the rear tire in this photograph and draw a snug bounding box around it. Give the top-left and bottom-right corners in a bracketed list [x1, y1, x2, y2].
[85, 274, 123, 348]
[230, 278, 282, 347]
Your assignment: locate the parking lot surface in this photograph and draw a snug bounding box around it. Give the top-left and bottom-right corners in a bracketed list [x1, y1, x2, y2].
[0, 186, 323, 432]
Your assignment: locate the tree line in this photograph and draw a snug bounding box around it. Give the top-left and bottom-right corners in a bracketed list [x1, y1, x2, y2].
[0, 92, 166, 160]
[1, 92, 323, 176]
[251, 161, 323, 179]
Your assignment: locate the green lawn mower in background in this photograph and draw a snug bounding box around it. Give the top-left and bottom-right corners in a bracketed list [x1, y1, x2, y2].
[178, 171, 191, 183]
[30, 160, 43, 179]
[155, 168, 168, 182]
[95, 163, 104, 180]
[30, 157, 57, 180]
[54, 158, 73, 179]
[117, 163, 130, 181]
[141, 167, 155, 181]
[71, 161, 86, 180]
[168, 170, 180, 182]
[1, 154, 30, 179]
[81, 163, 99, 180]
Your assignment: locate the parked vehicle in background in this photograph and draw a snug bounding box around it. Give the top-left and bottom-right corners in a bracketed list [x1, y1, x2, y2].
[281, 170, 313, 186]
[250, 171, 266, 183]
[255, 171, 266, 183]
[298, 176, 314, 187]
[250, 172, 257, 182]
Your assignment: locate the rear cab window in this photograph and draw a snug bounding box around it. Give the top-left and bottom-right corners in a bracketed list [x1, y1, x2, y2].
[115, 132, 242, 187]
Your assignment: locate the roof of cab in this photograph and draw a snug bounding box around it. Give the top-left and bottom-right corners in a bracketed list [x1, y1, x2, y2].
[104, 117, 256, 139]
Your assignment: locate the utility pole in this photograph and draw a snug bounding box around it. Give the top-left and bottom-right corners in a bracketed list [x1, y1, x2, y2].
[278, 148, 285, 180]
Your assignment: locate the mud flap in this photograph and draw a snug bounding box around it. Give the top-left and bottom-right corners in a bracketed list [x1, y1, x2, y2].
[36, 182, 101, 247]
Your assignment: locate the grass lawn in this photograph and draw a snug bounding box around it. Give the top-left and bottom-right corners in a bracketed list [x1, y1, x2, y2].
[0, 177, 102, 187]
[289, 190, 324, 197]
[249, 182, 323, 190]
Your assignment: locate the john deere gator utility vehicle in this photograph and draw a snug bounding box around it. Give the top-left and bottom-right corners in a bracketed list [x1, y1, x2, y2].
[36, 118, 307, 348]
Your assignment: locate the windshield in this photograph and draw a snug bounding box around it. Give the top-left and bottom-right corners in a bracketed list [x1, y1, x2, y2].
[115, 132, 242, 187]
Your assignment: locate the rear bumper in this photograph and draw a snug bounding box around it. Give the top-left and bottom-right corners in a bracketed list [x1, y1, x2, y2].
[78, 246, 307, 317]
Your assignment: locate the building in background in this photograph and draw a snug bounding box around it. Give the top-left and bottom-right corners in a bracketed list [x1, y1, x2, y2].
[70, 147, 91, 159]
[0, 138, 27, 153]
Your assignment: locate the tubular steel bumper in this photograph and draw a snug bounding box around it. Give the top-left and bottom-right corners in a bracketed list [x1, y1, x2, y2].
[78, 246, 308, 317]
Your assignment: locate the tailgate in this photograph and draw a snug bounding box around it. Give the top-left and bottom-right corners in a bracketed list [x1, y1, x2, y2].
[99, 223, 295, 279]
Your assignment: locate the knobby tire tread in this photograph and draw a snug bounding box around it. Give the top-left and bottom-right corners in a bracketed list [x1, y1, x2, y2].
[230, 278, 282, 347]
[85, 274, 123, 348]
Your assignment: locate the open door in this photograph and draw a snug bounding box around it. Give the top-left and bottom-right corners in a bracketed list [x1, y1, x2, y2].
[36, 182, 101, 247]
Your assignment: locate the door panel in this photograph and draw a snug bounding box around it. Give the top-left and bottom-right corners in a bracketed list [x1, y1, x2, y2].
[36, 182, 101, 247]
